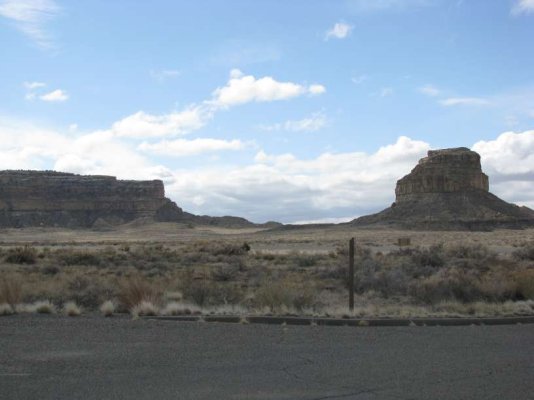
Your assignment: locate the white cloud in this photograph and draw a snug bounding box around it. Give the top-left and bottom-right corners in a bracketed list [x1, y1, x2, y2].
[138, 138, 245, 157]
[379, 87, 394, 97]
[0, 0, 60, 49]
[166, 136, 430, 222]
[23, 81, 45, 89]
[39, 89, 68, 102]
[473, 131, 534, 176]
[210, 70, 325, 108]
[309, 84, 326, 95]
[0, 118, 170, 181]
[2, 117, 533, 222]
[111, 107, 209, 138]
[472, 130, 534, 207]
[325, 22, 353, 40]
[292, 216, 358, 225]
[351, 75, 368, 85]
[110, 70, 324, 139]
[259, 112, 327, 132]
[418, 84, 440, 97]
[512, 0, 534, 15]
[439, 97, 490, 107]
[149, 69, 180, 82]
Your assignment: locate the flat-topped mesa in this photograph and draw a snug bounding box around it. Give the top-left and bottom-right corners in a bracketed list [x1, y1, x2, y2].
[351, 147, 534, 230]
[395, 147, 489, 202]
[0, 170, 183, 228]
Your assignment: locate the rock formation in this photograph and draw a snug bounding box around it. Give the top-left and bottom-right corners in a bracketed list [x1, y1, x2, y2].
[352, 148, 534, 230]
[0, 171, 183, 228]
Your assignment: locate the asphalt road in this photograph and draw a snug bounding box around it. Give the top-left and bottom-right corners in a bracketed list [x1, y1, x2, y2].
[1, 314, 533, 400]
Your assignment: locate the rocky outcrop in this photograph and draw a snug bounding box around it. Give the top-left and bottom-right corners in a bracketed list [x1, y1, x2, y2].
[352, 148, 534, 230]
[395, 148, 489, 200]
[0, 170, 183, 228]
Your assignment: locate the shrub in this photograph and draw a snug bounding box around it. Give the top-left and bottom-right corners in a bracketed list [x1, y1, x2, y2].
[57, 251, 102, 266]
[118, 276, 161, 310]
[412, 244, 445, 268]
[515, 270, 534, 300]
[41, 265, 60, 275]
[0, 274, 23, 305]
[5, 246, 37, 264]
[100, 300, 116, 317]
[131, 300, 159, 317]
[476, 275, 518, 301]
[409, 271, 484, 304]
[67, 276, 115, 309]
[179, 268, 244, 306]
[254, 280, 317, 312]
[0, 303, 14, 315]
[32, 300, 56, 314]
[513, 243, 534, 261]
[292, 253, 319, 268]
[63, 301, 82, 316]
[212, 263, 239, 281]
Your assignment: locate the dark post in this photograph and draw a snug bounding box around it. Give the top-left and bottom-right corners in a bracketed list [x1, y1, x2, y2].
[349, 237, 355, 311]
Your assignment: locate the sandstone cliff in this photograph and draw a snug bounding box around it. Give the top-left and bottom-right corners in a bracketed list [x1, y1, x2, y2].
[353, 148, 534, 230]
[0, 171, 183, 228]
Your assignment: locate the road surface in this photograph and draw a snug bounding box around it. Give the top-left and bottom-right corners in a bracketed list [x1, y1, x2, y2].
[1, 314, 533, 399]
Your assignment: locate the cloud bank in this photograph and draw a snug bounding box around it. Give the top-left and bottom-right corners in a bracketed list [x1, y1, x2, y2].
[1, 117, 533, 223]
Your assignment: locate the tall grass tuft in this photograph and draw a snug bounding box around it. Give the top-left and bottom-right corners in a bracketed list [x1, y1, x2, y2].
[0, 303, 15, 315]
[100, 300, 116, 317]
[0, 274, 23, 306]
[4, 246, 37, 264]
[131, 300, 159, 317]
[63, 301, 82, 316]
[32, 300, 56, 314]
[118, 276, 161, 311]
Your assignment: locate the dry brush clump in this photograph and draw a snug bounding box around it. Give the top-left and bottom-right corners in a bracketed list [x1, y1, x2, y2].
[0, 303, 15, 315]
[100, 300, 116, 317]
[0, 273, 24, 306]
[63, 301, 82, 316]
[131, 300, 159, 317]
[513, 242, 534, 261]
[4, 246, 38, 264]
[343, 242, 533, 306]
[252, 279, 317, 313]
[117, 275, 162, 312]
[32, 300, 56, 314]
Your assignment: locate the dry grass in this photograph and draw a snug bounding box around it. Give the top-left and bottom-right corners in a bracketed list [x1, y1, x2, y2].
[515, 270, 534, 300]
[100, 300, 116, 317]
[0, 303, 14, 315]
[160, 301, 201, 316]
[31, 300, 56, 314]
[63, 301, 82, 316]
[131, 300, 159, 317]
[118, 276, 161, 311]
[0, 274, 23, 306]
[0, 225, 533, 318]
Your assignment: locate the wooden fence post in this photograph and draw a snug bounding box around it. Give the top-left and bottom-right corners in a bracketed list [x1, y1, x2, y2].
[349, 237, 355, 311]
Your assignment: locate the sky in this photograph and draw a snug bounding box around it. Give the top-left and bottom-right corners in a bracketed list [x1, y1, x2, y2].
[0, 0, 533, 224]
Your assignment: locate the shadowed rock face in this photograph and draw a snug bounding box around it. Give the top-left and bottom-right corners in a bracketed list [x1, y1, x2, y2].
[395, 147, 489, 200]
[353, 148, 534, 230]
[0, 171, 183, 228]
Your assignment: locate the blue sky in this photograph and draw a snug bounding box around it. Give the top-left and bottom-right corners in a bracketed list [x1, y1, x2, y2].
[1, 0, 533, 223]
